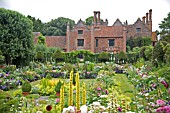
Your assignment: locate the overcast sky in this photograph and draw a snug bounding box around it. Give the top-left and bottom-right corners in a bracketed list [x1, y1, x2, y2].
[0, 0, 170, 31]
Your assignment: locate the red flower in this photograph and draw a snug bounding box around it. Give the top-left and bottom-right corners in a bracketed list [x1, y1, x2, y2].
[46, 105, 52, 111]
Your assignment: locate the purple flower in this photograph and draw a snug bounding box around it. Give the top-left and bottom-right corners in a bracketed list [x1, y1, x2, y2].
[118, 107, 122, 112]
[161, 80, 169, 88]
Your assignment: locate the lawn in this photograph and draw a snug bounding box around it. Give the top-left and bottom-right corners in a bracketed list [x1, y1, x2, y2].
[112, 74, 134, 98]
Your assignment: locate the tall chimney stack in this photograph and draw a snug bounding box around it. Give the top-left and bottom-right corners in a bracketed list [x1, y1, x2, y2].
[93, 11, 97, 25]
[97, 11, 100, 25]
[146, 13, 149, 24]
[149, 9, 152, 21]
[142, 16, 146, 24]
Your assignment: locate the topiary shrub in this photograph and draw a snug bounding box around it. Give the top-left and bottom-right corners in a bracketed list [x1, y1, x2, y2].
[53, 49, 64, 62]
[55, 80, 63, 93]
[22, 80, 32, 92]
[98, 52, 109, 62]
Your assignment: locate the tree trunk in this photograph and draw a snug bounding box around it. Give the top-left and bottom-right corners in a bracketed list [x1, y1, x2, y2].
[5, 54, 12, 65]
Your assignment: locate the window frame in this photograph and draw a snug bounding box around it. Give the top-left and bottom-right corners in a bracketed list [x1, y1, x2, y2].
[96, 39, 98, 47]
[77, 39, 84, 46]
[136, 28, 141, 32]
[108, 39, 115, 47]
[78, 30, 83, 35]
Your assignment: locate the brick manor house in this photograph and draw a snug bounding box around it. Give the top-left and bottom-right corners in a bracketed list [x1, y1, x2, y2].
[34, 9, 157, 53]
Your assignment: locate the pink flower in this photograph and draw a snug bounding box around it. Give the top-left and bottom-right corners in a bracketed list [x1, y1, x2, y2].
[97, 93, 100, 96]
[156, 100, 165, 106]
[56, 98, 60, 103]
[168, 88, 170, 94]
[156, 106, 170, 113]
[97, 87, 101, 91]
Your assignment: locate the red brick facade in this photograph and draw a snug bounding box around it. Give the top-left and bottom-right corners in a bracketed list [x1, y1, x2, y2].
[34, 9, 155, 53]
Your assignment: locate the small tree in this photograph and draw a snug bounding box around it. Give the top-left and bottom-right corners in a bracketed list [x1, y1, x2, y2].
[164, 44, 170, 65]
[152, 42, 165, 67]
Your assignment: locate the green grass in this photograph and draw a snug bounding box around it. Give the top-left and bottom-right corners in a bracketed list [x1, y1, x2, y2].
[6, 75, 134, 98]
[113, 74, 134, 98]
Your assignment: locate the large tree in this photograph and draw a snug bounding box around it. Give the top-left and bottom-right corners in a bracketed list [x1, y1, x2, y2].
[0, 8, 34, 65]
[159, 12, 170, 43]
[85, 16, 94, 26]
[27, 15, 44, 33]
[43, 17, 75, 36]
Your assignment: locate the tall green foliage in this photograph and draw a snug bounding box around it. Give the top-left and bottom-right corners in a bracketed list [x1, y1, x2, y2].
[0, 8, 34, 65]
[152, 42, 165, 67]
[164, 44, 170, 64]
[37, 34, 46, 45]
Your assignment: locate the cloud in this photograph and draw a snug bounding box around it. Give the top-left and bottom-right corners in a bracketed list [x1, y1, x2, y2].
[0, 0, 9, 8]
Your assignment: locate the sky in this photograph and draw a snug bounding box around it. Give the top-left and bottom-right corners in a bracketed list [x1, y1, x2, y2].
[0, 0, 170, 31]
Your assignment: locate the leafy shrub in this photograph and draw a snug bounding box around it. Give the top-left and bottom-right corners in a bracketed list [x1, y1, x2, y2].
[61, 63, 73, 73]
[22, 80, 32, 92]
[35, 51, 44, 60]
[98, 52, 109, 62]
[46, 74, 52, 79]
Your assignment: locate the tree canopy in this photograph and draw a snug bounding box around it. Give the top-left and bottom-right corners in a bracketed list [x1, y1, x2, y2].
[159, 12, 170, 43]
[27, 15, 44, 33]
[0, 8, 34, 65]
[43, 17, 75, 36]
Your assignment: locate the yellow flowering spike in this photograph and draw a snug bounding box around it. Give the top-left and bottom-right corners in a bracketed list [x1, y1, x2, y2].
[76, 73, 80, 110]
[69, 71, 73, 106]
[82, 82, 86, 105]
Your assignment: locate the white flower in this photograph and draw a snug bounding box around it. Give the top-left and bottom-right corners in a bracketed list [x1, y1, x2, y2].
[100, 95, 108, 98]
[80, 105, 88, 113]
[36, 111, 43, 113]
[144, 93, 149, 97]
[92, 102, 100, 106]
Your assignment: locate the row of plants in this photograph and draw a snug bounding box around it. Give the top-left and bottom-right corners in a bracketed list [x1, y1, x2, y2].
[0, 62, 124, 91]
[126, 60, 170, 112]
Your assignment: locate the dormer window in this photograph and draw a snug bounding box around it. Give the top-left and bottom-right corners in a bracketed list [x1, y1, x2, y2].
[78, 30, 83, 34]
[136, 28, 141, 32]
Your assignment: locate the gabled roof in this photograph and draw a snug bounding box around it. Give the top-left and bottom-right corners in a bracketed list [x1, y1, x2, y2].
[74, 19, 86, 27]
[113, 18, 123, 26]
[134, 18, 142, 25]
